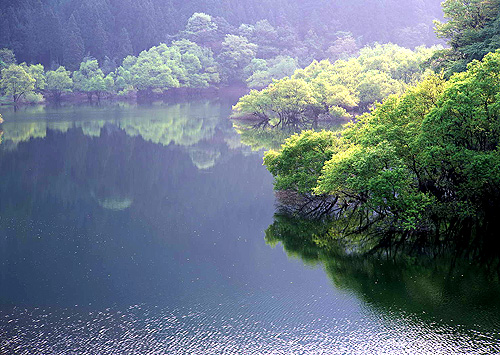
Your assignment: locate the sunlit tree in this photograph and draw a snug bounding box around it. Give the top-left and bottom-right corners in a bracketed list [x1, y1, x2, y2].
[46, 66, 73, 100]
[0, 64, 35, 103]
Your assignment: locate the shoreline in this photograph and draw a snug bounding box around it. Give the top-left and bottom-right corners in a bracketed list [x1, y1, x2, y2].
[0, 85, 250, 108]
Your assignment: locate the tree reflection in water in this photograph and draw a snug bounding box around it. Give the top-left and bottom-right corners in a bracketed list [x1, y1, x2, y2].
[265, 209, 500, 333]
[232, 118, 343, 151]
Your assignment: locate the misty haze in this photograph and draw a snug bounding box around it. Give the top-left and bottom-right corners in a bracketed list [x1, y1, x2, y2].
[1, 0, 500, 354]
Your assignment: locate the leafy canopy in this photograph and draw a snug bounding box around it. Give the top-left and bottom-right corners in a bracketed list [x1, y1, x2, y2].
[0, 64, 36, 103]
[264, 50, 500, 234]
[234, 44, 437, 123]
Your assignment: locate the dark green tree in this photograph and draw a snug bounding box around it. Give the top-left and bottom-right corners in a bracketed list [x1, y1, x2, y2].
[217, 35, 257, 83]
[63, 14, 85, 71]
[0, 48, 16, 69]
[116, 28, 133, 62]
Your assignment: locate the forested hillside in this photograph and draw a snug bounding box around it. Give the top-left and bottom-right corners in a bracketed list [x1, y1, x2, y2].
[0, 0, 443, 69]
[253, 0, 500, 241]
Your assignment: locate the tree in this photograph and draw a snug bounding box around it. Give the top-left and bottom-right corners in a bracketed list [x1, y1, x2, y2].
[251, 20, 280, 59]
[356, 70, 402, 107]
[63, 15, 85, 71]
[115, 41, 220, 94]
[25, 63, 46, 92]
[432, 0, 500, 75]
[46, 66, 73, 100]
[116, 28, 133, 61]
[236, 44, 435, 120]
[233, 78, 319, 126]
[264, 130, 342, 193]
[0, 64, 35, 103]
[183, 13, 218, 48]
[217, 35, 257, 83]
[0, 48, 16, 69]
[327, 32, 358, 61]
[172, 39, 220, 87]
[115, 44, 181, 93]
[434, 0, 500, 48]
[246, 56, 299, 88]
[73, 59, 106, 100]
[417, 50, 500, 217]
[264, 51, 500, 237]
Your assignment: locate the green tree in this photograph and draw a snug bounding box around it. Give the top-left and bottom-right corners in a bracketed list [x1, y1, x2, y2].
[25, 64, 46, 92]
[434, 0, 500, 48]
[217, 35, 257, 83]
[432, 0, 500, 74]
[265, 52, 500, 236]
[116, 28, 133, 61]
[246, 56, 299, 88]
[236, 43, 436, 120]
[117, 44, 181, 94]
[46, 66, 73, 100]
[356, 70, 402, 107]
[0, 64, 35, 103]
[63, 14, 85, 71]
[417, 50, 500, 220]
[172, 39, 220, 87]
[234, 78, 320, 126]
[264, 130, 343, 193]
[115, 41, 219, 94]
[0, 48, 16, 69]
[73, 59, 106, 100]
[184, 13, 218, 48]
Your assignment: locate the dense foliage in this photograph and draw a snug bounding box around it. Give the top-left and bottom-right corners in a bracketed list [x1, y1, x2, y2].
[1, 5, 442, 105]
[116, 40, 220, 95]
[264, 51, 500, 237]
[432, 0, 500, 75]
[0, 32, 438, 104]
[233, 44, 437, 124]
[0, 0, 443, 70]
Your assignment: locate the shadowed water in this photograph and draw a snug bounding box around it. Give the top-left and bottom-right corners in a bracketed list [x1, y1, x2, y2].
[1, 100, 499, 354]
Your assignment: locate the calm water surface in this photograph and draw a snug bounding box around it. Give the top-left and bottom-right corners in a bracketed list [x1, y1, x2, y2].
[1, 100, 500, 354]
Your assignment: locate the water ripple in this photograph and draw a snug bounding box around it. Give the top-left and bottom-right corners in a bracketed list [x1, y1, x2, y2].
[1, 295, 499, 354]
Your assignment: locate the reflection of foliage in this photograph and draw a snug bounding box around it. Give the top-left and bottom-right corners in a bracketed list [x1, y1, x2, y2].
[119, 102, 221, 146]
[80, 121, 106, 137]
[0, 121, 49, 144]
[0, 101, 236, 175]
[97, 196, 133, 211]
[233, 120, 343, 152]
[266, 212, 500, 330]
[0, 101, 222, 149]
[233, 121, 298, 151]
[265, 214, 334, 264]
[188, 146, 221, 170]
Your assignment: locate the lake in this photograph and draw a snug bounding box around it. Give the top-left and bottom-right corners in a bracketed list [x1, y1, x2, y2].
[1, 99, 500, 354]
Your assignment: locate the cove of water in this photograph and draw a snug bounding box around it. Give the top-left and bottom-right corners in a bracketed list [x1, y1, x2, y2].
[1, 99, 499, 354]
